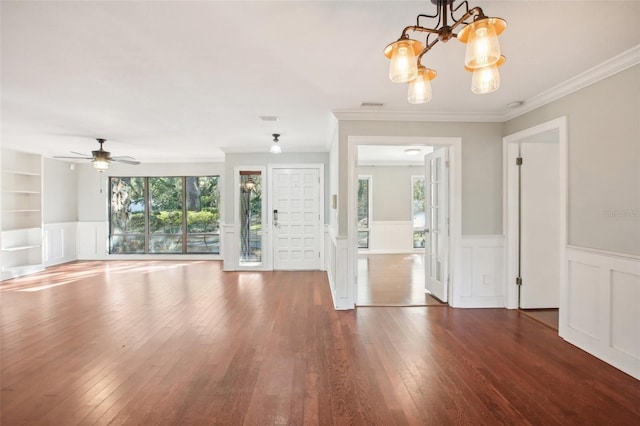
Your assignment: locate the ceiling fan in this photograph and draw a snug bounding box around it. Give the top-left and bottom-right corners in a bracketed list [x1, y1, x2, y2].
[54, 138, 140, 172]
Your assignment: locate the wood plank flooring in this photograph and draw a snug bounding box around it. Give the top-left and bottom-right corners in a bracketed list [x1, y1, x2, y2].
[357, 254, 445, 306]
[2, 260, 639, 425]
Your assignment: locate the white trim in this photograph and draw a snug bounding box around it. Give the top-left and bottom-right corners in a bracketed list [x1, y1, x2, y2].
[268, 163, 325, 271]
[503, 117, 568, 314]
[333, 110, 504, 123]
[504, 45, 640, 121]
[459, 235, 505, 308]
[332, 46, 640, 124]
[566, 245, 640, 262]
[347, 136, 463, 309]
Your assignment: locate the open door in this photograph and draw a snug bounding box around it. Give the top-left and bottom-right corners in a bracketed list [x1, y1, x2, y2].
[424, 148, 449, 302]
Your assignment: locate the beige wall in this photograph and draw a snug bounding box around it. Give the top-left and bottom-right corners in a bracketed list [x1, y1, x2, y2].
[358, 166, 423, 221]
[337, 121, 504, 236]
[505, 65, 640, 255]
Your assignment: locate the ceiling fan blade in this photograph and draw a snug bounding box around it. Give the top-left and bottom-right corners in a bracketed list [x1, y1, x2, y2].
[70, 151, 90, 157]
[111, 155, 137, 161]
[112, 158, 140, 165]
[53, 155, 92, 160]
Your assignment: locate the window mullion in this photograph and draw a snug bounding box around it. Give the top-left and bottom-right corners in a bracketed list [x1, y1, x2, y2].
[145, 177, 150, 254]
[182, 176, 187, 254]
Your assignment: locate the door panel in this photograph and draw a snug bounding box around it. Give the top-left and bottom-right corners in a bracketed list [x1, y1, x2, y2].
[272, 168, 320, 270]
[520, 142, 560, 308]
[424, 148, 448, 302]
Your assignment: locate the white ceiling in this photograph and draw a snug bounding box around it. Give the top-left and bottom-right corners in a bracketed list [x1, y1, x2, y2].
[2, 1, 639, 162]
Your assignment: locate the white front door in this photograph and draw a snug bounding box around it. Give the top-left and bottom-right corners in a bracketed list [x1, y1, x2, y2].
[424, 148, 449, 302]
[519, 142, 560, 308]
[271, 168, 321, 270]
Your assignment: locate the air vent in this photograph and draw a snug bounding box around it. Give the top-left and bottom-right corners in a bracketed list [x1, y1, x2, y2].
[360, 102, 384, 108]
[259, 116, 280, 122]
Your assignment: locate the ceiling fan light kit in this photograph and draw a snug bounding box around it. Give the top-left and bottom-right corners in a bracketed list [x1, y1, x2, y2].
[385, 0, 507, 103]
[54, 138, 140, 172]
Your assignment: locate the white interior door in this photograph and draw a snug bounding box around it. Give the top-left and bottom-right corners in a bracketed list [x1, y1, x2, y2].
[271, 168, 321, 270]
[519, 142, 560, 308]
[424, 148, 449, 302]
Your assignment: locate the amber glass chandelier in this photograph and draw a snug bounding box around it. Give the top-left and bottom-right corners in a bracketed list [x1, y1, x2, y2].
[385, 0, 507, 103]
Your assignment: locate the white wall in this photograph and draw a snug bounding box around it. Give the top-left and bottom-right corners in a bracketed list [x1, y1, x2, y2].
[505, 65, 640, 256]
[43, 158, 78, 223]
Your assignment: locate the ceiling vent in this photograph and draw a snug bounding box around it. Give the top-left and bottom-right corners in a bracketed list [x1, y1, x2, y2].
[360, 102, 384, 108]
[259, 116, 280, 122]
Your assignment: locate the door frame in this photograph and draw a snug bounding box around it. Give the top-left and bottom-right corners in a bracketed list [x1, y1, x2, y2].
[503, 117, 568, 320]
[268, 163, 325, 271]
[347, 136, 462, 306]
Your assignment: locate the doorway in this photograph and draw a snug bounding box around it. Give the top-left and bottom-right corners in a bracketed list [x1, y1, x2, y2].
[347, 136, 462, 307]
[503, 117, 568, 332]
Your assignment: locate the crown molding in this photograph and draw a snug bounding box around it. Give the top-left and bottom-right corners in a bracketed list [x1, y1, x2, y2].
[503, 44, 640, 121]
[333, 45, 640, 124]
[331, 109, 505, 123]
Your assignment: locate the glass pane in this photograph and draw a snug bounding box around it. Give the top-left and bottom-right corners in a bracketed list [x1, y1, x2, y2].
[187, 234, 220, 254]
[239, 173, 262, 264]
[358, 231, 369, 249]
[110, 235, 145, 254]
[413, 230, 425, 248]
[431, 158, 440, 181]
[412, 176, 425, 229]
[149, 235, 182, 253]
[149, 177, 183, 234]
[430, 183, 438, 206]
[110, 177, 145, 234]
[357, 178, 369, 229]
[186, 176, 220, 233]
[186, 176, 220, 255]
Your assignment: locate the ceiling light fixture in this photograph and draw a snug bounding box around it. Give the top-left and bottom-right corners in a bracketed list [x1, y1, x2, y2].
[404, 148, 422, 156]
[270, 133, 282, 154]
[385, 0, 507, 103]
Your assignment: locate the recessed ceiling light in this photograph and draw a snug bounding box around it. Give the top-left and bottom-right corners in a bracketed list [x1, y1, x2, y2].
[360, 102, 384, 108]
[507, 101, 524, 109]
[404, 148, 422, 156]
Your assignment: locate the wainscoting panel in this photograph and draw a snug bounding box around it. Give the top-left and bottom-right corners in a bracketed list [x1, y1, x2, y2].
[77, 221, 108, 260]
[366, 221, 414, 254]
[222, 223, 236, 271]
[563, 246, 639, 380]
[43, 222, 78, 266]
[327, 228, 352, 310]
[457, 236, 505, 308]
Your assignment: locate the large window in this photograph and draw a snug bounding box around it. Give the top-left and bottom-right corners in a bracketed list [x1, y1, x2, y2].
[357, 176, 371, 249]
[412, 175, 426, 248]
[110, 176, 220, 254]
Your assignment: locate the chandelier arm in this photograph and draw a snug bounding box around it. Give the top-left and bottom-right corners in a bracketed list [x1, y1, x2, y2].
[401, 25, 441, 39]
[417, 37, 442, 65]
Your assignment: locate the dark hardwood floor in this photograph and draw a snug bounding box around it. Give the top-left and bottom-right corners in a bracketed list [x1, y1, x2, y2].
[1, 260, 639, 425]
[357, 254, 445, 306]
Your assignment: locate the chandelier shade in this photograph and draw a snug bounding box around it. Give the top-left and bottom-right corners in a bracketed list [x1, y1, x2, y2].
[385, 39, 425, 83]
[466, 55, 506, 94]
[408, 66, 437, 104]
[457, 17, 506, 69]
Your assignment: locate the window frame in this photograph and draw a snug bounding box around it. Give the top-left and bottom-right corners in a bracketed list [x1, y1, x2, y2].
[109, 175, 221, 255]
[411, 175, 426, 249]
[357, 175, 372, 249]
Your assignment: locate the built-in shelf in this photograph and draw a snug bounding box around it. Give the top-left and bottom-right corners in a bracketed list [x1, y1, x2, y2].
[1, 148, 44, 281]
